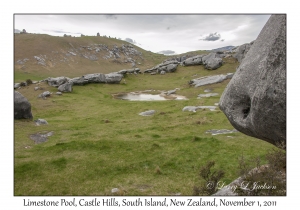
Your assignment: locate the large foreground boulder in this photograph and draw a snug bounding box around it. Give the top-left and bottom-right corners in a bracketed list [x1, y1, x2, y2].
[219, 15, 286, 146]
[14, 91, 33, 119]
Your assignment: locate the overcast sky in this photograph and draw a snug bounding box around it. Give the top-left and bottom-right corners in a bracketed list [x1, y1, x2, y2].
[14, 14, 271, 55]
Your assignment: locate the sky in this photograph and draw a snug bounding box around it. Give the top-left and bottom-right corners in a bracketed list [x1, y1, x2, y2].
[14, 14, 271, 55]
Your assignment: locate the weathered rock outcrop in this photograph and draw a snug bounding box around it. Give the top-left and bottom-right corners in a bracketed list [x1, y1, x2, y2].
[219, 15, 286, 146]
[46, 76, 69, 87]
[46, 72, 124, 90]
[189, 73, 234, 88]
[202, 53, 223, 70]
[144, 60, 179, 74]
[58, 82, 73, 92]
[182, 55, 205, 66]
[105, 73, 123, 84]
[117, 68, 141, 75]
[14, 91, 33, 119]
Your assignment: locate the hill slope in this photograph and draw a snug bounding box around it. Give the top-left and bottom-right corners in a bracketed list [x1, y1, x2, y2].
[14, 34, 169, 80]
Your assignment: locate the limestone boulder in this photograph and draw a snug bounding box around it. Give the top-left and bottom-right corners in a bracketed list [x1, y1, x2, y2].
[190, 73, 233, 88]
[166, 63, 178, 72]
[83, 73, 106, 83]
[182, 55, 204, 66]
[38, 91, 51, 99]
[69, 76, 89, 86]
[46, 76, 69, 87]
[202, 53, 223, 70]
[105, 73, 123, 84]
[14, 91, 33, 119]
[219, 15, 286, 146]
[58, 82, 73, 92]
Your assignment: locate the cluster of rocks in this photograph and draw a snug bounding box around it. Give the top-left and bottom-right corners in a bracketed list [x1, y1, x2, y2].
[144, 52, 225, 75]
[189, 73, 234, 88]
[14, 80, 38, 89]
[144, 60, 179, 74]
[182, 52, 223, 70]
[44, 72, 124, 93]
[73, 43, 143, 64]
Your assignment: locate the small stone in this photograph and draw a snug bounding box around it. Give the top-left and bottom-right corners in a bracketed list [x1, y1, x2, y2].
[111, 188, 120, 194]
[35, 119, 48, 126]
[139, 110, 156, 116]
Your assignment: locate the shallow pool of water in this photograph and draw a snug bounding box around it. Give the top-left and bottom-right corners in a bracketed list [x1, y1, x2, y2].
[113, 92, 187, 101]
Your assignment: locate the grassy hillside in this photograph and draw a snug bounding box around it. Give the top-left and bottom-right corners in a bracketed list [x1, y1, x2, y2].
[14, 53, 276, 195]
[14, 34, 170, 81]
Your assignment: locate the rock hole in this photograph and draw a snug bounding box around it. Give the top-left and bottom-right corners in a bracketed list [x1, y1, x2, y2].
[242, 106, 250, 119]
[242, 97, 251, 119]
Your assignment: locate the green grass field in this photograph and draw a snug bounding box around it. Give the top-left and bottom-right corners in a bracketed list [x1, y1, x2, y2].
[14, 53, 276, 195]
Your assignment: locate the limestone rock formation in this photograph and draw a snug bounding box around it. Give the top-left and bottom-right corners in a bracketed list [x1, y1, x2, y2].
[144, 60, 179, 74]
[219, 15, 286, 146]
[105, 73, 123, 84]
[14, 91, 33, 119]
[46, 76, 69, 87]
[83, 73, 106, 83]
[189, 73, 234, 88]
[58, 82, 73, 92]
[202, 53, 223, 70]
[182, 55, 205, 66]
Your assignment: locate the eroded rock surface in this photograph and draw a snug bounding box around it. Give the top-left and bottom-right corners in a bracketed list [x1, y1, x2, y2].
[219, 15, 286, 146]
[30, 131, 54, 144]
[190, 73, 234, 88]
